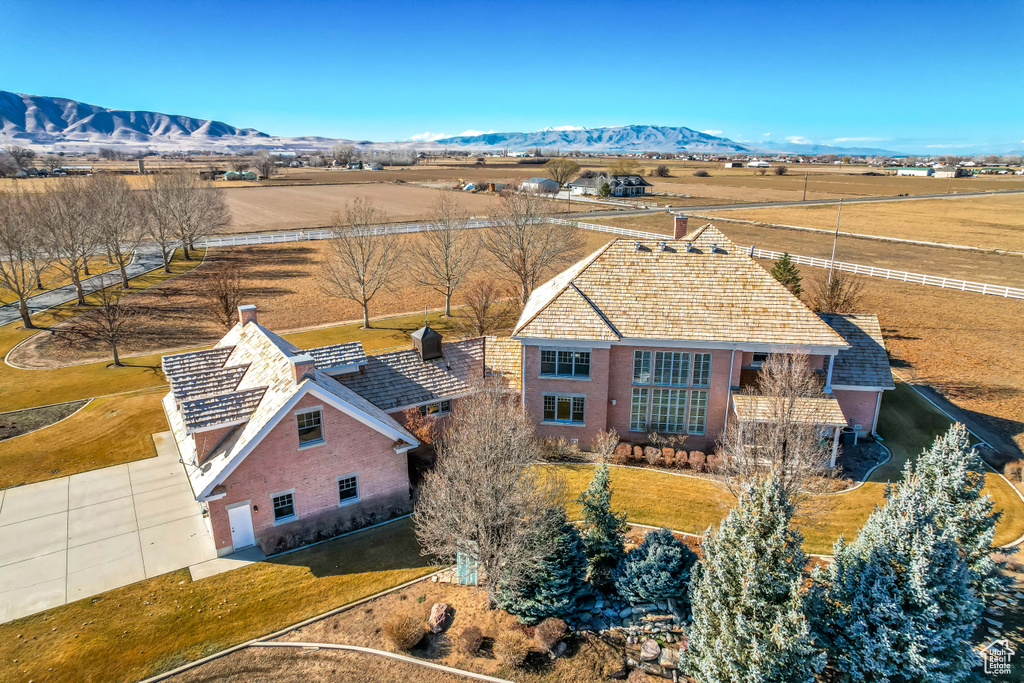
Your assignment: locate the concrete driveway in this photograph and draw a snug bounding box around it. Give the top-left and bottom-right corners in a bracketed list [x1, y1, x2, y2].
[0, 433, 215, 623]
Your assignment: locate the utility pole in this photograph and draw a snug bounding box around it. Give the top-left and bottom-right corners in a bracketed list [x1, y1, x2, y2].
[828, 199, 843, 282]
[803, 173, 809, 201]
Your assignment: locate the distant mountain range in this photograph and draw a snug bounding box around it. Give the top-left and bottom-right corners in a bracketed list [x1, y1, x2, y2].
[2, 90, 1003, 156]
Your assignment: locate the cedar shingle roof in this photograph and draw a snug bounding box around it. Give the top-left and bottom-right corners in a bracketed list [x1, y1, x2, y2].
[819, 314, 894, 389]
[180, 387, 267, 432]
[337, 338, 485, 411]
[162, 346, 234, 378]
[484, 335, 523, 391]
[514, 227, 847, 349]
[170, 365, 249, 404]
[304, 342, 367, 371]
[732, 394, 848, 427]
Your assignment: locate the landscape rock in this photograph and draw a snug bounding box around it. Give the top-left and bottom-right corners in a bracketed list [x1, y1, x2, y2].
[428, 602, 450, 634]
[659, 647, 678, 668]
[633, 445, 644, 460]
[620, 606, 635, 618]
[549, 641, 568, 660]
[614, 443, 632, 460]
[640, 638, 662, 662]
[643, 446, 662, 464]
[592, 618, 609, 631]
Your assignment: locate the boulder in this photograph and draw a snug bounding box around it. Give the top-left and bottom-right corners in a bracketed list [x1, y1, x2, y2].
[549, 640, 568, 660]
[640, 638, 662, 662]
[592, 617, 609, 631]
[633, 445, 644, 460]
[659, 647, 678, 669]
[614, 443, 632, 461]
[578, 611, 593, 622]
[428, 602, 450, 634]
[662, 447, 675, 466]
[620, 606, 635, 619]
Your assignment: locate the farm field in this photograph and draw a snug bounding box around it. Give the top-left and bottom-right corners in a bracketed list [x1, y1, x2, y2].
[700, 193, 1024, 252]
[12, 230, 612, 367]
[584, 213, 1024, 287]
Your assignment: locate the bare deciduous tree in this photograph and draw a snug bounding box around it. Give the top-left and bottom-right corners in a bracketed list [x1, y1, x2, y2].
[231, 157, 250, 173]
[414, 380, 567, 604]
[320, 197, 404, 329]
[0, 189, 50, 328]
[480, 191, 582, 305]
[453, 279, 514, 337]
[146, 170, 231, 263]
[411, 194, 477, 316]
[39, 178, 98, 305]
[251, 151, 276, 180]
[3, 145, 35, 168]
[202, 267, 247, 331]
[544, 158, 580, 186]
[716, 353, 837, 511]
[67, 274, 145, 367]
[330, 145, 357, 165]
[91, 175, 147, 289]
[810, 272, 864, 314]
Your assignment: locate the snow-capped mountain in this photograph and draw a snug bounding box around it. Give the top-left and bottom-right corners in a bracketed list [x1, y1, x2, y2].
[432, 125, 755, 154]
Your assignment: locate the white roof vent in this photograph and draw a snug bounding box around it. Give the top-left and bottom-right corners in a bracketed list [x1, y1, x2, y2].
[710, 243, 718, 252]
[659, 241, 668, 251]
[685, 241, 695, 252]
[634, 241, 642, 251]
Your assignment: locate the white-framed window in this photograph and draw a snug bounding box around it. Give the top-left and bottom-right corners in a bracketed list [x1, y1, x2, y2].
[296, 409, 324, 446]
[751, 352, 769, 368]
[633, 350, 651, 385]
[337, 474, 359, 505]
[688, 390, 708, 434]
[692, 353, 712, 387]
[653, 352, 690, 386]
[651, 388, 687, 433]
[419, 399, 451, 416]
[540, 349, 590, 378]
[630, 387, 649, 432]
[542, 393, 585, 425]
[272, 491, 296, 522]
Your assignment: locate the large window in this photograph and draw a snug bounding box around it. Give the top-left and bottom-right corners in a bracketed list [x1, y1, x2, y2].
[419, 400, 451, 416]
[542, 394, 585, 424]
[692, 353, 712, 387]
[630, 387, 649, 432]
[633, 351, 651, 384]
[653, 352, 690, 386]
[540, 349, 590, 378]
[650, 389, 687, 433]
[338, 475, 359, 504]
[272, 492, 295, 521]
[296, 409, 323, 446]
[688, 390, 708, 434]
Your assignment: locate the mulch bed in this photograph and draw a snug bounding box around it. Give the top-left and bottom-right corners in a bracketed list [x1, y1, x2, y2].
[0, 400, 88, 442]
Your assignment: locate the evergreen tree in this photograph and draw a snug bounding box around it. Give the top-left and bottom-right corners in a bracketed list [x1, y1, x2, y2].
[576, 464, 628, 590]
[813, 479, 984, 682]
[494, 507, 589, 624]
[770, 253, 803, 296]
[903, 422, 1008, 597]
[613, 527, 697, 605]
[688, 477, 823, 683]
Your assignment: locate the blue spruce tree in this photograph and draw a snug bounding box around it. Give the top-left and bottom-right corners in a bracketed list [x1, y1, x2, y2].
[689, 477, 823, 683]
[576, 464, 628, 590]
[613, 527, 697, 605]
[494, 507, 589, 624]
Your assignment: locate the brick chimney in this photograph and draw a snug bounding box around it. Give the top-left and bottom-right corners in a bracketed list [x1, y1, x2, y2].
[673, 214, 689, 240]
[289, 354, 316, 383]
[238, 304, 258, 326]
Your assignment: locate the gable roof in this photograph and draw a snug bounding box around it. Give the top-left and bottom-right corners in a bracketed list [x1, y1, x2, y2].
[514, 228, 847, 349]
[819, 314, 894, 389]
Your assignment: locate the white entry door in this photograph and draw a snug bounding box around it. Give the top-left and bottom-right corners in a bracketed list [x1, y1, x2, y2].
[228, 504, 255, 550]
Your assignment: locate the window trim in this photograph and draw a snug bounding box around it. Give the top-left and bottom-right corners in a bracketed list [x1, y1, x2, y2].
[541, 392, 587, 426]
[632, 350, 652, 385]
[652, 351, 691, 387]
[271, 488, 297, 525]
[650, 387, 687, 434]
[419, 399, 451, 417]
[691, 353, 713, 388]
[336, 473, 360, 507]
[539, 347, 592, 380]
[687, 390, 709, 435]
[295, 406, 325, 449]
[630, 386, 650, 432]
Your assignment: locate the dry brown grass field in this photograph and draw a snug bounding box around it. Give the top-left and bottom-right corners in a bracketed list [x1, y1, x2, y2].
[585, 213, 1024, 287]
[11, 230, 613, 367]
[701, 193, 1024, 251]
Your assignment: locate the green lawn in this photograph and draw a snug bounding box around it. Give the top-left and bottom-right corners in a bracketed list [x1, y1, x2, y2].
[558, 379, 1024, 555]
[0, 517, 438, 683]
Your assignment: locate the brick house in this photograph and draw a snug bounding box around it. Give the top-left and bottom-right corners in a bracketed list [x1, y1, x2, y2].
[161, 306, 514, 556]
[511, 217, 894, 457]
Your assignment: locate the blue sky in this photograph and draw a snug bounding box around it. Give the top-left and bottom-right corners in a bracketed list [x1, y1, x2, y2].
[2, 1, 1022, 152]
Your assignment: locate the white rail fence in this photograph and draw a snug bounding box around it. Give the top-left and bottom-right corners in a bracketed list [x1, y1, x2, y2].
[196, 217, 1024, 300]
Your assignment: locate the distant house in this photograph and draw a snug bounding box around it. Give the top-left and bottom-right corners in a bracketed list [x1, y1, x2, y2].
[724, 161, 744, 168]
[365, 162, 384, 171]
[746, 160, 771, 168]
[934, 165, 969, 179]
[521, 177, 560, 194]
[894, 167, 934, 177]
[567, 174, 653, 197]
[224, 170, 258, 181]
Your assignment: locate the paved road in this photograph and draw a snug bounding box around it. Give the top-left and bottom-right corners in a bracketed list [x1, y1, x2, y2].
[570, 188, 1024, 218]
[0, 432, 214, 622]
[0, 244, 166, 327]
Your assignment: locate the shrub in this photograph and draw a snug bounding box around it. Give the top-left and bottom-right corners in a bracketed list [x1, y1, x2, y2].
[494, 628, 531, 667]
[1005, 460, 1024, 483]
[613, 527, 698, 605]
[383, 614, 424, 651]
[774, 165, 788, 175]
[534, 617, 567, 652]
[689, 450, 706, 471]
[693, 170, 710, 177]
[592, 428, 620, 460]
[654, 165, 670, 177]
[610, 443, 631, 465]
[643, 446, 663, 466]
[456, 625, 483, 655]
[539, 437, 582, 462]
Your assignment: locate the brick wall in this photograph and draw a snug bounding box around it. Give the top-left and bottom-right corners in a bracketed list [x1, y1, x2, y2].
[524, 345, 610, 448]
[832, 389, 882, 436]
[206, 392, 411, 554]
